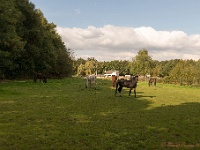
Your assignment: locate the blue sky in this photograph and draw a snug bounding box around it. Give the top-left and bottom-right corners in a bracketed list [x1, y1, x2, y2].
[30, 0, 200, 61]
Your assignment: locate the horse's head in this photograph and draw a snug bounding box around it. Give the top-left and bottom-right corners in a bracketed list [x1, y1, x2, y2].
[132, 75, 138, 82]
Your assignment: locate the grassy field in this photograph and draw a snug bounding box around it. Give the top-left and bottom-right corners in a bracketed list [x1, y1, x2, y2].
[1, 77, 200, 149]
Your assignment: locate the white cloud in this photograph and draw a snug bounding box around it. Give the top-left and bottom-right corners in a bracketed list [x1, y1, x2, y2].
[56, 25, 200, 61]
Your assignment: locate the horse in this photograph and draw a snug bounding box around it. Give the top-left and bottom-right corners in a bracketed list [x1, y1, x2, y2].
[111, 75, 117, 87]
[85, 74, 96, 89]
[34, 73, 47, 83]
[149, 77, 156, 86]
[115, 75, 138, 97]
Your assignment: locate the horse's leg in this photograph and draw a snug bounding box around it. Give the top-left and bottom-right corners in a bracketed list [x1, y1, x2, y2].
[115, 81, 122, 96]
[134, 88, 136, 98]
[94, 82, 96, 90]
[43, 77, 47, 83]
[86, 78, 88, 88]
[92, 80, 96, 90]
[118, 86, 123, 96]
[129, 88, 132, 96]
[34, 76, 37, 83]
[87, 80, 91, 90]
[115, 81, 118, 96]
[113, 79, 116, 87]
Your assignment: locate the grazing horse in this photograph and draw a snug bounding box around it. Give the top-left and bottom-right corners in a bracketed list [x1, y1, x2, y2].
[115, 75, 138, 97]
[149, 77, 156, 86]
[34, 73, 47, 83]
[111, 75, 118, 87]
[85, 74, 96, 89]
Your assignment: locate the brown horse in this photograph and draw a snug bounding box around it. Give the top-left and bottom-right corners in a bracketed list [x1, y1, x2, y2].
[111, 75, 118, 87]
[34, 73, 47, 83]
[149, 77, 156, 86]
[115, 75, 138, 97]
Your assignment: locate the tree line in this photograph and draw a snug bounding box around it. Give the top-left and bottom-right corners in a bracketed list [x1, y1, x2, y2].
[0, 0, 73, 79]
[74, 49, 200, 86]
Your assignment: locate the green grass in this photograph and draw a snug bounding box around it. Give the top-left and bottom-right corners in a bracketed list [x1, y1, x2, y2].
[1, 78, 200, 149]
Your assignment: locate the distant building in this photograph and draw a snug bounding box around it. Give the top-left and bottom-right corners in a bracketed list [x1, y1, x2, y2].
[104, 70, 119, 77]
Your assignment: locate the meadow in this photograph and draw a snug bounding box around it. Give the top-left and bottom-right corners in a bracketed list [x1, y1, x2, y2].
[0, 77, 200, 149]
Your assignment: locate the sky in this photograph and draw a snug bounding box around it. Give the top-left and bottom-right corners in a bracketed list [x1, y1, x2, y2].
[30, 0, 200, 61]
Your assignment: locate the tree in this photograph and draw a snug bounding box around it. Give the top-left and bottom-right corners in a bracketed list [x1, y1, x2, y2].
[0, 0, 26, 78]
[169, 60, 198, 85]
[151, 60, 161, 77]
[0, 0, 73, 79]
[96, 61, 106, 75]
[159, 59, 180, 77]
[77, 63, 85, 76]
[130, 49, 152, 76]
[73, 58, 86, 75]
[84, 57, 97, 75]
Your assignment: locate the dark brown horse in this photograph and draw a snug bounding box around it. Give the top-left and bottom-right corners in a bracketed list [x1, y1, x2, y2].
[115, 75, 138, 97]
[111, 75, 118, 87]
[34, 73, 47, 83]
[149, 77, 156, 86]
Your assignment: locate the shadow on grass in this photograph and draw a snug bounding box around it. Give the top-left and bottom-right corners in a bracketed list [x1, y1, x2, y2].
[140, 102, 200, 149]
[98, 98, 200, 148]
[92, 78, 200, 149]
[136, 95, 156, 98]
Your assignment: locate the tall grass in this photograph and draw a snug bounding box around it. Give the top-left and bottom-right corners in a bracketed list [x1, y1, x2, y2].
[0, 78, 200, 149]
